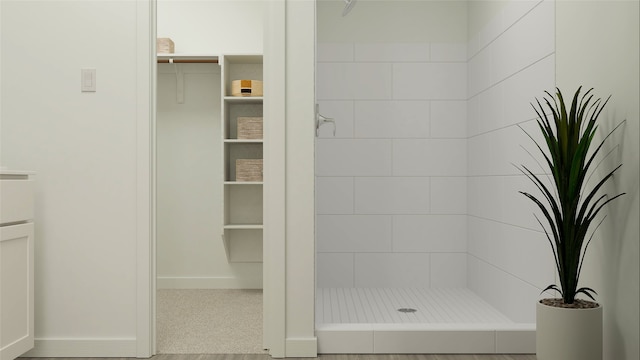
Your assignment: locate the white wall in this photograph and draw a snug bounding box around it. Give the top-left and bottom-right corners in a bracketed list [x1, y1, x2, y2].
[466, 0, 556, 323]
[0, 0, 150, 356]
[157, 0, 264, 54]
[317, 0, 467, 43]
[316, 0, 468, 290]
[556, 1, 639, 359]
[156, 1, 264, 289]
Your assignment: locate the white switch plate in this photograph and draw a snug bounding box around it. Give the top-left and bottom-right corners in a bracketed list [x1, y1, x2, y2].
[81, 68, 96, 92]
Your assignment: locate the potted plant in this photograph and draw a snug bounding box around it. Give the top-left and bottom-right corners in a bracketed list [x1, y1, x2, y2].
[519, 87, 625, 360]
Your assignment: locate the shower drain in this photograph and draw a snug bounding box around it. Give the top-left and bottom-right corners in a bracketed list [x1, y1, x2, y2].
[397, 308, 417, 313]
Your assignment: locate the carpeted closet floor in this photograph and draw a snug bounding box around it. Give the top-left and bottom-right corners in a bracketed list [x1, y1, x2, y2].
[157, 289, 265, 354]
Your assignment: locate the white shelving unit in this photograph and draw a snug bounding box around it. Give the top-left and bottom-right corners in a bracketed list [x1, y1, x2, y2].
[220, 54, 264, 263]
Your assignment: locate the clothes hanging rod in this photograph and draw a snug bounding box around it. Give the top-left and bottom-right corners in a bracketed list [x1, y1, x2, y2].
[157, 59, 219, 64]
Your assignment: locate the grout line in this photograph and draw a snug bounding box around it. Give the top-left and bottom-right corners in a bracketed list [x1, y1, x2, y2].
[466, 117, 538, 139]
[390, 215, 395, 253]
[352, 176, 356, 215]
[352, 253, 356, 288]
[467, 253, 546, 291]
[467, 214, 545, 234]
[467, 0, 546, 61]
[468, 51, 555, 101]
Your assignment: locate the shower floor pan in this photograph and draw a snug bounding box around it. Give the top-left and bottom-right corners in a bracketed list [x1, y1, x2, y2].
[316, 288, 535, 354]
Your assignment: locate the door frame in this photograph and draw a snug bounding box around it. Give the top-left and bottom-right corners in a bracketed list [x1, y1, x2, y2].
[135, 0, 288, 357]
[135, 0, 155, 357]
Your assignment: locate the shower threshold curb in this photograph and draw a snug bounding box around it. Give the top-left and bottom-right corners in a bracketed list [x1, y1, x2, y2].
[316, 322, 535, 354]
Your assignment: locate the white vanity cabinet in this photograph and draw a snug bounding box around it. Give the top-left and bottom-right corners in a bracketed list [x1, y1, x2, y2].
[0, 170, 34, 360]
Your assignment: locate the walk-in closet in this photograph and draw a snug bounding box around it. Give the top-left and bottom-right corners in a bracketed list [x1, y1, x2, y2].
[155, 1, 265, 354]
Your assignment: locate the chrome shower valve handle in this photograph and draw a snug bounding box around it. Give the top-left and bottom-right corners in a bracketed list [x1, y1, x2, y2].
[317, 114, 336, 137]
[316, 104, 337, 137]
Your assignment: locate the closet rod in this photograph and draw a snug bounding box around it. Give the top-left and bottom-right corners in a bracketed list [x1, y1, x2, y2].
[157, 59, 218, 64]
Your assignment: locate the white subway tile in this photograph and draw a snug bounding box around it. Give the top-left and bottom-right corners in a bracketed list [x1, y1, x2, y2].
[467, 216, 555, 290]
[316, 139, 392, 176]
[467, 32, 480, 59]
[467, 50, 491, 97]
[393, 139, 467, 176]
[316, 177, 354, 214]
[317, 100, 355, 138]
[467, 175, 543, 230]
[393, 215, 467, 253]
[467, 256, 540, 323]
[501, 1, 543, 32]
[467, 121, 546, 177]
[393, 63, 467, 100]
[430, 42, 467, 62]
[477, 8, 504, 51]
[317, 63, 354, 100]
[316, 215, 393, 252]
[431, 177, 467, 214]
[354, 101, 430, 139]
[490, 0, 555, 85]
[354, 253, 431, 288]
[502, 54, 555, 127]
[431, 253, 468, 288]
[317, 253, 354, 288]
[352, 63, 394, 100]
[355, 43, 430, 62]
[355, 177, 430, 215]
[317, 42, 354, 62]
[431, 101, 467, 138]
[466, 96, 480, 137]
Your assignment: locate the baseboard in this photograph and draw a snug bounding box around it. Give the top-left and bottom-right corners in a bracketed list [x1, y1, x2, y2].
[22, 338, 137, 357]
[285, 337, 318, 357]
[157, 276, 262, 289]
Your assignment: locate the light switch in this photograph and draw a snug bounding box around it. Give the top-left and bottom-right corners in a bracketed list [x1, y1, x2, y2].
[81, 68, 96, 92]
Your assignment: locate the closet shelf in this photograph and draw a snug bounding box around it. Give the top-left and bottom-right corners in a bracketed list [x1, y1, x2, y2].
[224, 181, 264, 185]
[224, 139, 263, 144]
[157, 53, 219, 63]
[223, 96, 263, 103]
[223, 224, 264, 230]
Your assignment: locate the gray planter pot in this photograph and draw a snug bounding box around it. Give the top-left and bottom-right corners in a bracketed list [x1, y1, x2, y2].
[536, 300, 603, 360]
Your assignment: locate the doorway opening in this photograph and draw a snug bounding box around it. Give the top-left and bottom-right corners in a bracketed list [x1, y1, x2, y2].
[153, 0, 266, 355]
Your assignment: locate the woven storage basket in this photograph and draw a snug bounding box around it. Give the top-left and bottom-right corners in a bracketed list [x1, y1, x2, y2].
[236, 159, 263, 182]
[231, 80, 263, 97]
[157, 38, 175, 53]
[237, 117, 263, 139]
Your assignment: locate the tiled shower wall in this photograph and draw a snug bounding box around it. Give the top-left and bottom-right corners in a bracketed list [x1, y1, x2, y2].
[316, 0, 558, 323]
[315, 42, 468, 288]
[466, 0, 557, 323]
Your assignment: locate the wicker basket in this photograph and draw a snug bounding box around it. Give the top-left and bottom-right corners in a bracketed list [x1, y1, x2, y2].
[157, 38, 175, 54]
[236, 159, 263, 182]
[237, 117, 263, 139]
[231, 80, 263, 97]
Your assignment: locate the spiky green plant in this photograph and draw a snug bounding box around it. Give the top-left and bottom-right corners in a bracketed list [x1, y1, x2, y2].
[519, 87, 625, 305]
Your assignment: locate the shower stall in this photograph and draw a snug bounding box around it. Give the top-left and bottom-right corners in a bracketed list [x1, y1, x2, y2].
[315, 0, 556, 353]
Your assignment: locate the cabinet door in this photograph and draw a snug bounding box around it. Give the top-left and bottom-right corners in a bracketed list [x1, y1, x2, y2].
[0, 222, 34, 360]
